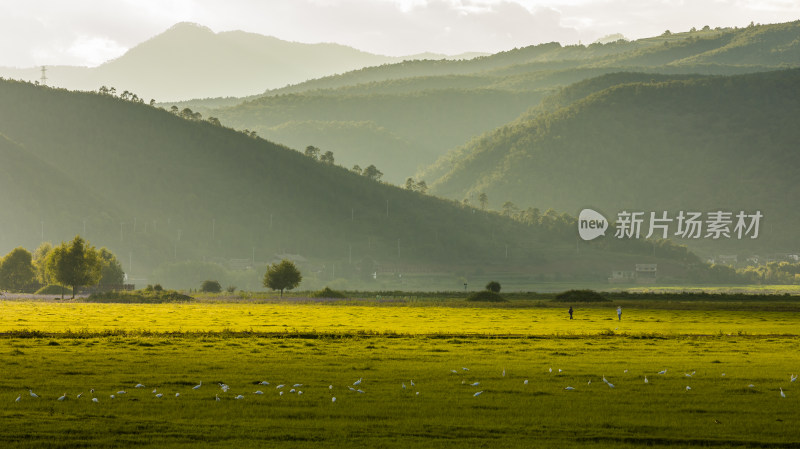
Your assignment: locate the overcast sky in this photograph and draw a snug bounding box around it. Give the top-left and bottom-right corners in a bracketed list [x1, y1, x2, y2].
[1, 0, 797, 67]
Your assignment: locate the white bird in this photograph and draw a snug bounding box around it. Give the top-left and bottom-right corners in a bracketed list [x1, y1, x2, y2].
[587, 380, 591, 386]
[410, 380, 415, 387]
[402, 383, 406, 389]
[721, 373, 726, 377]
[524, 379, 528, 385]
[353, 378, 362, 386]
[748, 384, 755, 388]
[791, 374, 797, 383]
[76, 393, 83, 399]
[470, 382, 480, 387]
[549, 367, 552, 373]
[254, 390, 263, 395]
[686, 386, 692, 391]
[29, 389, 39, 399]
[215, 394, 220, 401]
[624, 369, 628, 373]
[235, 395, 244, 400]
[602, 376, 608, 384]
[276, 384, 285, 389]
[293, 384, 303, 388]
[152, 388, 157, 394]
[329, 385, 334, 390]
[15, 395, 21, 402]
[558, 369, 563, 373]
[450, 370, 458, 374]
[58, 393, 67, 401]
[135, 384, 145, 388]
[193, 382, 202, 390]
[474, 391, 483, 397]
[644, 376, 649, 384]
[565, 386, 575, 391]
[92, 397, 99, 403]
[658, 369, 667, 375]
[290, 389, 296, 393]
[155, 393, 163, 398]
[259, 381, 270, 386]
[462, 367, 469, 371]
[279, 391, 284, 396]
[90, 389, 94, 394]
[685, 373, 693, 378]
[607, 382, 615, 388]
[348, 386, 355, 391]
[332, 397, 336, 402]
[110, 395, 115, 399]
[356, 389, 365, 394]
[298, 391, 303, 396]
[117, 391, 126, 395]
[502, 369, 506, 377]
[175, 393, 180, 397]
[219, 384, 229, 393]
[780, 388, 786, 398]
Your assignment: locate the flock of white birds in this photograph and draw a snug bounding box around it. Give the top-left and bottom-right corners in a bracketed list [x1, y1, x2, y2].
[14, 369, 797, 404]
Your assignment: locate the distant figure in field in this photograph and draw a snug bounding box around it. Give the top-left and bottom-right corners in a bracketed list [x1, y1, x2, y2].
[617, 306, 622, 321]
[568, 307, 573, 320]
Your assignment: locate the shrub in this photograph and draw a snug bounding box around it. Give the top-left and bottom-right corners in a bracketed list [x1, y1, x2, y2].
[466, 290, 507, 302]
[312, 287, 347, 299]
[553, 289, 610, 302]
[485, 281, 501, 293]
[200, 280, 222, 293]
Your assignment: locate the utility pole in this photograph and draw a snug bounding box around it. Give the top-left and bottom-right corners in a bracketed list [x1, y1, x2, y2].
[40, 66, 47, 85]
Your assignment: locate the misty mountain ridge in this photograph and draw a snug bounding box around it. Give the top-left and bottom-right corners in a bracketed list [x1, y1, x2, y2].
[0, 22, 486, 102]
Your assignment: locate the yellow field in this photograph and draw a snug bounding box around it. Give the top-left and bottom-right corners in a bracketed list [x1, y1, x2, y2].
[1, 301, 797, 336]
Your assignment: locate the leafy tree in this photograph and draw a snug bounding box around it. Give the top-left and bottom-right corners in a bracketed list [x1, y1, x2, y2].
[263, 259, 302, 297]
[501, 201, 518, 217]
[485, 281, 501, 293]
[200, 279, 222, 293]
[416, 180, 428, 194]
[0, 247, 36, 292]
[207, 116, 221, 126]
[363, 164, 383, 181]
[351, 165, 363, 175]
[45, 236, 102, 299]
[32, 242, 53, 285]
[97, 247, 124, 287]
[405, 178, 416, 190]
[479, 192, 488, 210]
[320, 150, 335, 165]
[304, 145, 320, 160]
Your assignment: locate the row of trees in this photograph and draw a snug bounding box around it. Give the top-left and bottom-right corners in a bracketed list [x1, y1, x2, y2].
[304, 145, 385, 181]
[0, 236, 124, 298]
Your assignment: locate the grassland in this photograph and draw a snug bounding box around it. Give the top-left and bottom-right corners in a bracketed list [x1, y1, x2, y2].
[0, 299, 798, 448]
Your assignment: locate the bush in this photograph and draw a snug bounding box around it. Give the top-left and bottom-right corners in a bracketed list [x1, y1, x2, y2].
[200, 280, 222, 293]
[87, 289, 192, 303]
[312, 287, 347, 299]
[485, 281, 501, 293]
[466, 290, 507, 302]
[35, 284, 71, 295]
[553, 289, 610, 302]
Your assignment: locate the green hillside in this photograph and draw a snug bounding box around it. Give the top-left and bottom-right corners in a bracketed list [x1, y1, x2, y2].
[0, 79, 700, 289]
[197, 21, 800, 185]
[425, 69, 800, 255]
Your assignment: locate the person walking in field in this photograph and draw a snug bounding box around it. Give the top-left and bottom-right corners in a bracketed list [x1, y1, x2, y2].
[617, 306, 622, 321]
[568, 306, 573, 320]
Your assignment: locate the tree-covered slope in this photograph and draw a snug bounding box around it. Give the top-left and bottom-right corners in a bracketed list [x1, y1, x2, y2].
[427, 69, 800, 254]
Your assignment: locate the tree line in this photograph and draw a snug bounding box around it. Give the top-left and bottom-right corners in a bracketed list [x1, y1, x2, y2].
[0, 236, 124, 298]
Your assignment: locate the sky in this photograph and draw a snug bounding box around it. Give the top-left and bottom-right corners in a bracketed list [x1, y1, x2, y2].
[0, 0, 798, 67]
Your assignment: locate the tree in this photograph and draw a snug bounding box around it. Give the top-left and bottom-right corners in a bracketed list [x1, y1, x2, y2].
[485, 281, 501, 293]
[0, 247, 36, 292]
[320, 151, 335, 165]
[351, 165, 363, 175]
[478, 192, 488, 210]
[97, 248, 124, 287]
[263, 259, 302, 297]
[501, 201, 518, 217]
[304, 145, 320, 160]
[32, 242, 53, 286]
[405, 178, 416, 190]
[45, 236, 102, 299]
[363, 164, 383, 181]
[200, 280, 222, 293]
[416, 180, 428, 194]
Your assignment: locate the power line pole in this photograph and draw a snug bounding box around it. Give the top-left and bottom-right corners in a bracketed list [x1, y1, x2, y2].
[40, 66, 47, 85]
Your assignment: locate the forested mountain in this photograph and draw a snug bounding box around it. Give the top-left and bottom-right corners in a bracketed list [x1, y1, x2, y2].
[0, 79, 698, 289]
[199, 21, 800, 185]
[425, 69, 800, 255]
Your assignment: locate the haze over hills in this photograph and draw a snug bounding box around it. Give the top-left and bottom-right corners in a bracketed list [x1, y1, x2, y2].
[195, 21, 800, 185]
[0, 22, 486, 102]
[0, 78, 697, 290]
[424, 69, 800, 256]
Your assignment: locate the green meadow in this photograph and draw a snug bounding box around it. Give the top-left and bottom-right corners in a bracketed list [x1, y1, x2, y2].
[0, 299, 798, 448]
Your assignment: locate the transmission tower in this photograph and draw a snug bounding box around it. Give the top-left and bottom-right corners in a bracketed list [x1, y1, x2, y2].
[40, 66, 47, 85]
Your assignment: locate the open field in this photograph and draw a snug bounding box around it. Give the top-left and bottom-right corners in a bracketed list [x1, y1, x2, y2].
[1, 300, 799, 448]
